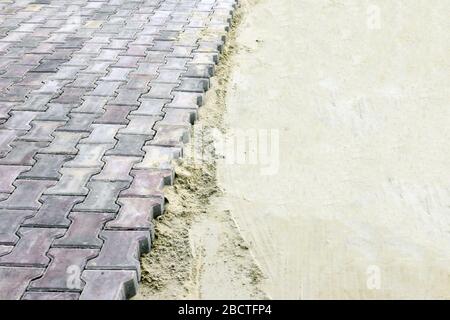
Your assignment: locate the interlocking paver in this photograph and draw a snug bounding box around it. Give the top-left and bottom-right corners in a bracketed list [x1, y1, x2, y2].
[29, 248, 98, 291]
[0, 227, 65, 267]
[86, 230, 150, 277]
[0, 267, 43, 300]
[0, 0, 237, 300]
[54, 212, 112, 248]
[80, 270, 138, 300]
[23, 195, 84, 228]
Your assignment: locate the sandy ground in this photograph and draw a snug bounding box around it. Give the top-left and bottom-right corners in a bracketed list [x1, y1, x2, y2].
[138, 0, 450, 300]
[218, 0, 450, 299]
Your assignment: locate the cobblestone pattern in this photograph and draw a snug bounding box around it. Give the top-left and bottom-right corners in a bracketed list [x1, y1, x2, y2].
[0, 0, 236, 300]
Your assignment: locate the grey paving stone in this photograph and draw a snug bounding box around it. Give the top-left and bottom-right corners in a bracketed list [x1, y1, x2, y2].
[86, 230, 150, 277]
[0, 267, 44, 300]
[166, 91, 203, 109]
[57, 113, 97, 132]
[88, 81, 122, 97]
[35, 104, 72, 122]
[72, 96, 108, 114]
[141, 83, 174, 100]
[148, 123, 190, 147]
[0, 164, 29, 193]
[0, 209, 35, 245]
[73, 181, 129, 213]
[120, 169, 169, 198]
[22, 291, 80, 300]
[106, 197, 163, 230]
[0, 179, 56, 210]
[29, 248, 98, 291]
[80, 124, 123, 144]
[12, 94, 53, 111]
[134, 145, 181, 170]
[40, 131, 88, 155]
[23, 195, 84, 228]
[162, 107, 197, 125]
[18, 120, 64, 142]
[111, 89, 144, 106]
[0, 227, 65, 267]
[1, 110, 37, 130]
[18, 154, 73, 180]
[176, 77, 209, 93]
[105, 133, 149, 157]
[93, 104, 135, 125]
[80, 269, 138, 300]
[0, 141, 48, 166]
[118, 115, 160, 136]
[44, 167, 100, 196]
[93, 156, 141, 182]
[64, 144, 113, 168]
[54, 212, 113, 248]
[131, 98, 168, 116]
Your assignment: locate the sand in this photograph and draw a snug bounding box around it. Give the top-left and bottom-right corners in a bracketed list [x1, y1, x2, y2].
[138, 0, 450, 300]
[218, 0, 450, 299]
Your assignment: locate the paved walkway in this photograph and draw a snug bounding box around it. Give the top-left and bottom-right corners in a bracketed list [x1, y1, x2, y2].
[0, 0, 235, 300]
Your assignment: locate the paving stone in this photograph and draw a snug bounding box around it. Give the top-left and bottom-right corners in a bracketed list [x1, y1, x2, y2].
[106, 197, 163, 230]
[0, 245, 13, 256]
[93, 156, 141, 182]
[64, 144, 113, 168]
[57, 113, 97, 132]
[154, 69, 183, 83]
[13, 94, 53, 111]
[74, 181, 129, 213]
[19, 154, 74, 181]
[18, 120, 64, 142]
[86, 230, 150, 276]
[88, 81, 121, 97]
[176, 77, 209, 93]
[72, 96, 108, 114]
[23, 195, 84, 228]
[1, 110, 37, 130]
[118, 115, 160, 136]
[52, 87, 87, 105]
[22, 291, 80, 300]
[101, 67, 133, 82]
[29, 248, 98, 291]
[149, 124, 190, 147]
[105, 133, 148, 157]
[35, 104, 72, 122]
[162, 107, 197, 125]
[134, 145, 181, 171]
[93, 104, 135, 125]
[54, 212, 112, 248]
[0, 227, 65, 267]
[166, 91, 203, 109]
[0, 179, 56, 210]
[0, 0, 239, 300]
[0, 141, 48, 165]
[111, 89, 144, 106]
[0, 164, 29, 193]
[141, 83, 174, 100]
[80, 270, 138, 300]
[123, 74, 155, 90]
[41, 131, 88, 155]
[80, 124, 123, 144]
[0, 267, 44, 300]
[44, 167, 100, 196]
[120, 169, 169, 198]
[0, 210, 35, 245]
[131, 98, 168, 116]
